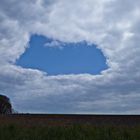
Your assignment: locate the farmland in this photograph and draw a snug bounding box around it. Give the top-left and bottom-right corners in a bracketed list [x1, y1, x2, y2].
[0, 114, 140, 140]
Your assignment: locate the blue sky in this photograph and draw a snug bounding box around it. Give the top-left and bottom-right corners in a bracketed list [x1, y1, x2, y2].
[16, 35, 108, 75]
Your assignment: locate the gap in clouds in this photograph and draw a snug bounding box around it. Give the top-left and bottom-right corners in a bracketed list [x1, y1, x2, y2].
[16, 35, 108, 75]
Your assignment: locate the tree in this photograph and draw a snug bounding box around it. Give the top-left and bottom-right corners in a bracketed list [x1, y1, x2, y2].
[0, 95, 12, 114]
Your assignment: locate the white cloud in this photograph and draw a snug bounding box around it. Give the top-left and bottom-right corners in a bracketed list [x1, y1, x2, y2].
[44, 40, 63, 49]
[0, 0, 140, 113]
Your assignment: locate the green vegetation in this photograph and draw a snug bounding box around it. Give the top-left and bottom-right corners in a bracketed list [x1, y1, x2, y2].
[0, 95, 12, 114]
[0, 124, 140, 140]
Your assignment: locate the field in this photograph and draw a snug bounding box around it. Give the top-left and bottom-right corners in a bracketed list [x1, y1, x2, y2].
[0, 114, 140, 140]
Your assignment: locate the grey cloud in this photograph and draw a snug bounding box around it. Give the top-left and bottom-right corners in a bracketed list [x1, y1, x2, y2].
[0, 0, 140, 114]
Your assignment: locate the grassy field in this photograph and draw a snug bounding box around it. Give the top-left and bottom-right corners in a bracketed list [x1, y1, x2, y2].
[0, 114, 140, 140]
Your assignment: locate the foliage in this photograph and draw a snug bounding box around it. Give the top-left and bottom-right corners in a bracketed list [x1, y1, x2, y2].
[0, 95, 12, 114]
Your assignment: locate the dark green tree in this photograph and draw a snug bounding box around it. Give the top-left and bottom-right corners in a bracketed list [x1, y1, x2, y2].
[0, 95, 12, 114]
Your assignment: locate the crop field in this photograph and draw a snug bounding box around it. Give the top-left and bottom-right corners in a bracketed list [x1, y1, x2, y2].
[0, 114, 140, 140]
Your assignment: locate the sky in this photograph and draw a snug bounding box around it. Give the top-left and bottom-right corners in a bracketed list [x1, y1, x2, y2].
[0, 0, 140, 114]
[16, 35, 108, 75]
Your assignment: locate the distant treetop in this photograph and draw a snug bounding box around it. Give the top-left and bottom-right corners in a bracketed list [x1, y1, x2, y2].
[0, 95, 12, 114]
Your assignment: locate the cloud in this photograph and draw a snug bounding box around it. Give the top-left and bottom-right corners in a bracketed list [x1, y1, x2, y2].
[0, 0, 140, 113]
[44, 40, 63, 49]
